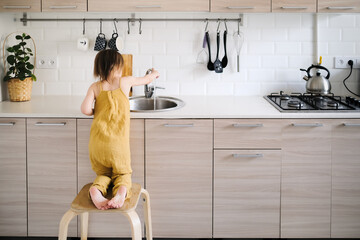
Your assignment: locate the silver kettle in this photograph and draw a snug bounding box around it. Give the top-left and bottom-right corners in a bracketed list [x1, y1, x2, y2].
[300, 64, 331, 94]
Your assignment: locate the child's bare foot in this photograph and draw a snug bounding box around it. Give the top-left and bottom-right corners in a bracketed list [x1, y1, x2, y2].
[108, 186, 127, 209]
[89, 186, 110, 210]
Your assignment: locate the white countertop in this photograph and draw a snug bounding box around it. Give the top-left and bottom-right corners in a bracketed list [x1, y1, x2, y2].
[1, 95, 360, 119]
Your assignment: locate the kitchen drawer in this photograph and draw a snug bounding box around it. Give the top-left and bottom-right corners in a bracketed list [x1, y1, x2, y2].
[42, 0, 87, 12]
[211, 0, 271, 13]
[88, 0, 209, 12]
[272, 0, 316, 12]
[318, 0, 360, 13]
[0, 0, 41, 12]
[214, 119, 281, 149]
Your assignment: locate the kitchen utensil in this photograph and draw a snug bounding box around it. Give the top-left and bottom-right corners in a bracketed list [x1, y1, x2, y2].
[94, 19, 106, 51]
[108, 33, 118, 50]
[300, 64, 331, 94]
[233, 30, 244, 72]
[196, 32, 208, 64]
[77, 19, 89, 51]
[221, 30, 228, 68]
[213, 31, 223, 73]
[205, 31, 214, 71]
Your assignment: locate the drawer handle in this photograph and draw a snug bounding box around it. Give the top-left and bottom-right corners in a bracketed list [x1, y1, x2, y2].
[135, 5, 162, 8]
[281, 6, 308, 10]
[227, 6, 255, 9]
[343, 123, 360, 127]
[49, 5, 77, 9]
[291, 123, 323, 127]
[232, 123, 263, 128]
[163, 124, 194, 127]
[0, 122, 15, 126]
[35, 122, 66, 126]
[3, 5, 31, 9]
[232, 154, 263, 158]
[327, 6, 355, 10]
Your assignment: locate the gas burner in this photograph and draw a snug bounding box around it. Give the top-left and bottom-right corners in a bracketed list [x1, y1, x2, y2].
[281, 95, 290, 100]
[288, 100, 304, 108]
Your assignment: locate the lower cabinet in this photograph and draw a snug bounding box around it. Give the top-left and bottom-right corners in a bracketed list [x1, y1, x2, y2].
[214, 150, 281, 238]
[0, 118, 27, 236]
[27, 119, 77, 237]
[331, 119, 360, 238]
[145, 119, 213, 238]
[281, 119, 332, 238]
[77, 119, 145, 238]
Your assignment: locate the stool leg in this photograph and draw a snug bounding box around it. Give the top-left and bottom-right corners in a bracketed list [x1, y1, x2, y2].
[141, 189, 153, 240]
[124, 210, 142, 240]
[58, 209, 78, 240]
[80, 212, 89, 240]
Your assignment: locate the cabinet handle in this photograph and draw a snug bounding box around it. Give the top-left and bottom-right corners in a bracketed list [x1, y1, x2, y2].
[232, 123, 263, 128]
[135, 5, 162, 8]
[227, 6, 255, 9]
[232, 154, 263, 158]
[281, 6, 308, 10]
[327, 6, 355, 10]
[291, 123, 323, 127]
[49, 6, 77, 9]
[0, 122, 15, 126]
[3, 5, 31, 9]
[35, 122, 66, 126]
[343, 123, 360, 127]
[163, 124, 194, 127]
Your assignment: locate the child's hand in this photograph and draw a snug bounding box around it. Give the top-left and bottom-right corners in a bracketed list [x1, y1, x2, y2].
[149, 68, 160, 79]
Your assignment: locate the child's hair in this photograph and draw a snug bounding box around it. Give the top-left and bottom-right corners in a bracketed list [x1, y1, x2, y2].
[94, 49, 124, 81]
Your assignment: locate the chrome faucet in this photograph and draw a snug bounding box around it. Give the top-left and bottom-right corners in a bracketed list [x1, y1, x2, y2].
[144, 69, 164, 98]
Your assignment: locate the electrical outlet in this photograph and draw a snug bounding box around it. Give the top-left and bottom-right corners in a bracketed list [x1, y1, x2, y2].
[335, 57, 360, 69]
[36, 56, 57, 69]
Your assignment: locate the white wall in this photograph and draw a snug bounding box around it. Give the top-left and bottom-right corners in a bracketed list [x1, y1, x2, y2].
[0, 12, 359, 99]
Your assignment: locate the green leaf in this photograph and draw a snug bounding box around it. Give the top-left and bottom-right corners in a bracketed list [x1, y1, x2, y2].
[7, 55, 15, 65]
[9, 66, 15, 71]
[15, 35, 22, 40]
[24, 56, 30, 62]
[7, 47, 14, 52]
[20, 42, 27, 46]
[29, 53, 33, 56]
[26, 48, 32, 52]
[22, 33, 26, 38]
[24, 35, 31, 40]
[31, 74, 37, 81]
[3, 75, 11, 81]
[13, 45, 20, 51]
[26, 63, 34, 69]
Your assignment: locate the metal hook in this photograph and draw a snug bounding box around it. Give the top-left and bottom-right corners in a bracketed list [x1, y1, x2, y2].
[216, 19, 221, 33]
[237, 19, 240, 35]
[139, 18, 142, 34]
[127, 18, 130, 34]
[204, 18, 209, 32]
[113, 18, 118, 33]
[100, 19, 103, 33]
[223, 19, 228, 32]
[82, 18, 86, 35]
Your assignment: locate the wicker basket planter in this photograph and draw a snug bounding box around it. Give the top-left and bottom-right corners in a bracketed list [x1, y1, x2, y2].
[7, 77, 33, 102]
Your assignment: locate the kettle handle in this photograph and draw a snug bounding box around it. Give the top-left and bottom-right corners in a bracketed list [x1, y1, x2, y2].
[307, 65, 331, 79]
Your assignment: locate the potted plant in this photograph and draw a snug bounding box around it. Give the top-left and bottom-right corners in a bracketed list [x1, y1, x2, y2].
[3, 33, 36, 101]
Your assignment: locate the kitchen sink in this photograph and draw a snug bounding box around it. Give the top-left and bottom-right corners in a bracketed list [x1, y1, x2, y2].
[129, 96, 185, 112]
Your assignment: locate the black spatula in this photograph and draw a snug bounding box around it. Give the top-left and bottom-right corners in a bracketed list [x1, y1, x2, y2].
[213, 31, 223, 73]
[221, 30, 228, 68]
[206, 31, 214, 71]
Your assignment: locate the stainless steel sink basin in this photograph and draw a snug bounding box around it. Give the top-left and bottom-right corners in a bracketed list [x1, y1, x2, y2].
[129, 96, 185, 112]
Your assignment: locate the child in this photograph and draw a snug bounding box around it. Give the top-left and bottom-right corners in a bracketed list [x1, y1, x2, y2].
[81, 49, 160, 210]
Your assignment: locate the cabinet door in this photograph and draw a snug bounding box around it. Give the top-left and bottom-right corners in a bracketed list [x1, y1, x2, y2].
[27, 119, 77, 237]
[272, 0, 316, 12]
[318, 0, 360, 12]
[145, 119, 212, 238]
[0, 119, 27, 236]
[214, 150, 281, 238]
[0, 0, 40, 12]
[42, 0, 87, 12]
[88, 0, 209, 12]
[211, 0, 271, 12]
[331, 120, 360, 238]
[281, 119, 331, 238]
[77, 119, 145, 238]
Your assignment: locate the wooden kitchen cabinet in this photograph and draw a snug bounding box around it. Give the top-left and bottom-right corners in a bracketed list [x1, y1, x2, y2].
[0, 118, 27, 236]
[318, 0, 360, 13]
[77, 119, 145, 238]
[211, 0, 271, 13]
[214, 150, 281, 238]
[0, 0, 40, 12]
[27, 119, 77, 237]
[272, 0, 316, 12]
[331, 120, 360, 238]
[214, 119, 282, 149]
[88, 0, 209, 12]
[42, 0, 87, 12]
[281, 119, 331, 238]
[145, 119, 213, 238]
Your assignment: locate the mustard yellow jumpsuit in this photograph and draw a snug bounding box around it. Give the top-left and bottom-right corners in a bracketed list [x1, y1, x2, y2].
[88, 82, 132, 200]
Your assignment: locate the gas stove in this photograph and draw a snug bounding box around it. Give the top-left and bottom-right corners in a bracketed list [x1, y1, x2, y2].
[264, 91, 360, 112]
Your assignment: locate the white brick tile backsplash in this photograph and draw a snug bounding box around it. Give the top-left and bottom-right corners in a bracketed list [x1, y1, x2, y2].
[44, 29, 72, 42]
[342, 29, 360, 41]
[32, 82, 44, 96]
[248, 42, 274, 55]
[35, 69, 58, 82]
[133, 55, 152, 70]
[180, 81, 206, 95]
[45, 82, 71, 95]
[328, 42, 356, 55]
[275, 14, 301, 28]
[59, 69, 85, 82]
[318, 28, 341, 42]
[262, 56, 288, 68]
[288, 56, 314, 68]
[153, 55, 180, 69]
[153, 29, 179, 41]
[275, 69, 301, 82]
[167, 69, 194, 82]
[234, 82, 261, 96]
[288, 28, 313, 42]
[275, 42, 301, 55]
[261, 29, 288, 41]
[167, 41, 194, 55]
[261, 82, 288, 94]
[247, 14, 275, 28]
[139, 42, 166, 55]
[72, 55, 95, 69]
[71, 82, 91, 96]
[58, 56, 72, 69]
[207, 82, 234, 95]
[329, 15, 356, 28]
[301, 14, 315, 28]
[248, 69, 275, 82]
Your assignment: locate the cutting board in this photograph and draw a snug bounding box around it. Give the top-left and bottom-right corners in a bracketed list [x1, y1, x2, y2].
[122, 54, 133, 96]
